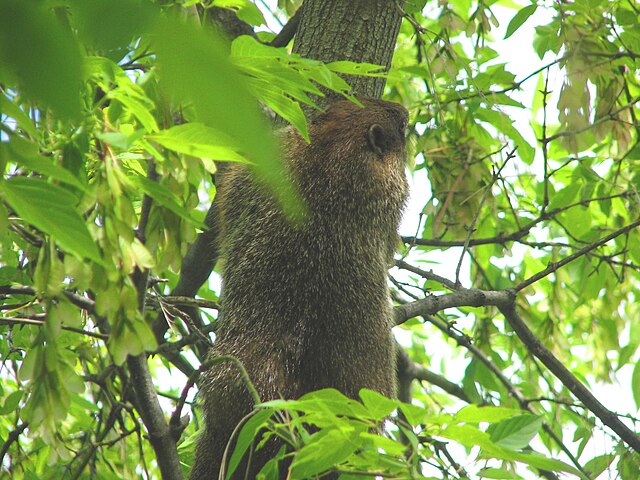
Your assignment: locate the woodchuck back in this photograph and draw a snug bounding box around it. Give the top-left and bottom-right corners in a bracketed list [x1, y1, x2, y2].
[190, 98, 409, 479]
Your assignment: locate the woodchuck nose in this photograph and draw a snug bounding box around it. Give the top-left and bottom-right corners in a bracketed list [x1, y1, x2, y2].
[190, 98, 409, 479]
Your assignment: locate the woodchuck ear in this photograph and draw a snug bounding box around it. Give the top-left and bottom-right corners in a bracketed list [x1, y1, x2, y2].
[366, 123, 391, 157]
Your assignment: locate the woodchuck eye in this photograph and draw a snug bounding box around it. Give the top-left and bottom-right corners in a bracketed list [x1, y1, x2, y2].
[366, 123, 393, 157]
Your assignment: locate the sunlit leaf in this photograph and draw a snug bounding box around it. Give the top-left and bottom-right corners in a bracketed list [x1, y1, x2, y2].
[227, 408, 275, 479]
[584, 454, 615, 478]
[148, 123, 249, 163]
[290, 429, 360, 478]
[632, 360, 640, 410]
[0, 93, 37, 138]
[504, 4, 538, 39]
[487, 414, 543, 450]
[359, 389, 397, 420]
[2, 177, 101, 261]
[2, 138, 84, 189]
[454, 405, 523, 423]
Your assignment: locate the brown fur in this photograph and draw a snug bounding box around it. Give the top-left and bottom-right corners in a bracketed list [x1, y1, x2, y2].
[190, 98, 409, 479]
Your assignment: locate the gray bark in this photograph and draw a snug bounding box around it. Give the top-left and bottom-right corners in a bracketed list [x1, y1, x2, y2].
[293, 0, 404, 104]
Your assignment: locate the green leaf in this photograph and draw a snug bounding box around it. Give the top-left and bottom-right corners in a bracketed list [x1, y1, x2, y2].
[0, 0, 83, 119]
[359, 389, 397, 420]
[71, 393, 100, 413]
[560, 205, 592, 239]
[547, 181, 581, 211]
[231, 34, 288, 58]
[0, 390, 24, 415]
[478, 467, 520, 479]
[109, 310, 157, 366]
[0, 93, 37, 138]
[358, 431, 406, 456]
[504, 5, 538, 39]
[147, 123, 249, 163]
[251, 85, 310, 142]
[260, 389, 370, 427]
[618, 452, 640, 478]
[96, 131, 145, 151]
[296, 389, 369, 418]
[2, 177, 101, 261]
[290, 428, 360, 478]
[475, 108, 535, 164]
[508, 451, 585, 478]
[442, 425, 583, 477]
[487, 414, 543, 450]
[398, 401, 425, 426]
[474, 63, 516, 90]
[441, 424, 496, 450]
[533, 23, 561, 59]
[227, 408, 275, 479]
[632, 360, 640, 410]
[70, 0, 155, 51]
[128, 174, 205, 227]
[128, 238, 155, 269]
[256, 446, 285, 479]
[454, 405, 523, 423]
[213, 0, 266, 26]
[584, 454, 615, 477]
[108, 89, 158, 133]
[2, 138, 85, 189]
[404, 0, 429, 15]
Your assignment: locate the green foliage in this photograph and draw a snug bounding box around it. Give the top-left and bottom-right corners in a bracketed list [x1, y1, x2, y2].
[225, 390, 581, 479]
[1, 0, 639, 479]
[0, 0, 83, 120]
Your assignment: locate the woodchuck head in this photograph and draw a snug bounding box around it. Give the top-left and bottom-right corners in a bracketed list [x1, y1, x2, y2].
[285, 97, 409, 220]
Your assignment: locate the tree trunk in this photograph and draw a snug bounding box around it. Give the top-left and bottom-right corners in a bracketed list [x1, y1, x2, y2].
[293, 0, 404, 104]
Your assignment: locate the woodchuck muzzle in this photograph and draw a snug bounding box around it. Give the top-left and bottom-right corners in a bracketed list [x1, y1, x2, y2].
[190, 98, 409, 479]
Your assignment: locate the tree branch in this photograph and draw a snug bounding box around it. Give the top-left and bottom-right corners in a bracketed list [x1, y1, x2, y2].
[394, 288, 512, 325]
[393, 285, 640, 452]
[395, 259, 458, 291]
[268, 4, 303, 48]
[127, 162, 184, 480]
[0, 284, 95, 312]
[396, 346, 470, 403]
[0, 422, 28, 468]
[0, 316, 108, 341]
[499, 302, 640, 454]
[514, 217, 640, 292]
[152, 203, 220, 351]
[158, 295, 219, 310]
[127, 355, 184, 479]
[204, 6, 257, 41]
[401, 192, 632, 249]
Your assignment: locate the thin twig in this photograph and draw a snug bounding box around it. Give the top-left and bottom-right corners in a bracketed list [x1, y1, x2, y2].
[401, 191, 632, 248]
[0, 422, 28, 467]
[454, 147, 516, 285]
[0, 317, 108, 341]
[514, 217, 640, 291]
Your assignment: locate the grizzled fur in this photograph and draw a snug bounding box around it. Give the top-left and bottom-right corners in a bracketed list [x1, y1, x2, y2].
[190, 98, 409, 479]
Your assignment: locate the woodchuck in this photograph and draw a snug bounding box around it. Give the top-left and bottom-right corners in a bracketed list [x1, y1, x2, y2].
[190, 98, 409, 479]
